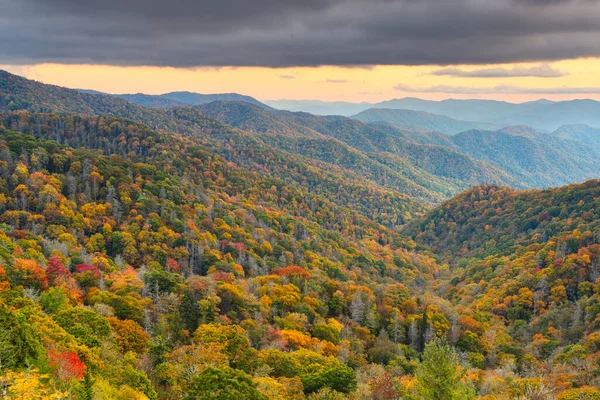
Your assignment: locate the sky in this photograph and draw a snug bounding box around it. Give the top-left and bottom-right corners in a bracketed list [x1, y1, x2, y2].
[2, 0, 600, 103]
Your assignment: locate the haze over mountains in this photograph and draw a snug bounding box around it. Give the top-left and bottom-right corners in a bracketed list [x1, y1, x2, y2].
[78, 84, 600, 133]
[266, 98, 600, 131]
[351, 108, 500, 135]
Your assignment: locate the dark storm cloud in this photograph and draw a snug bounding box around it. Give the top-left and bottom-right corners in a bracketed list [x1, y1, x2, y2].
[1, 0, 600, 67]
[431, 64, 566, 78]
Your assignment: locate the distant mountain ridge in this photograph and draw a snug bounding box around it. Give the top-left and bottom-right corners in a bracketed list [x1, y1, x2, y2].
[351, 108, 500, 135]
[76, 88, 271, 109]
[266, 97, 600, 131]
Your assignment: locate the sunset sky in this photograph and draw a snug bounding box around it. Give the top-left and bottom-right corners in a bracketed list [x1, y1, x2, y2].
[2, 0, 600, 103]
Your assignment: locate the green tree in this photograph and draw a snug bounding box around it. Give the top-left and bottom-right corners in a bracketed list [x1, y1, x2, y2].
[302, 364, 357, 395]
[184, 366, 267, 400]
[0, 302, 42, 368]
[415, 338, 474, 400]
[194, 324, 257, 371]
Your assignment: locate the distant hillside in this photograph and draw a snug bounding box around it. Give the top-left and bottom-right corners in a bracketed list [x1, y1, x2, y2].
[75, 86, 270, 109]
[198, 100, 319, 137]
[161, 91, 270, 108]
[268, 97, 600, 131]
[351, 108, 500, 135]
[450, 128, 600, 188]
[199, 99, 600, 194]
[199, 101, 523, 195]
[117, 91, 270, 109]
[0, 70, 430, 223]
[406, 179, 600, 260]
[0, 70, 251, 136]
[264, 99, 370, 116]
[551, 124, 600, 152]
[118, 93, 185, 108]
[1, 70, 148, 115]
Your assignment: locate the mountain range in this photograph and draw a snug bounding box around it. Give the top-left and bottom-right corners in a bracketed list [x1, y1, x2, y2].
[3, 68, 600, 398]
[78, 83, 600, 132]
[266, 97, 600, 131]
[3, 69, 600, 205]
[351, 108, 500, 135]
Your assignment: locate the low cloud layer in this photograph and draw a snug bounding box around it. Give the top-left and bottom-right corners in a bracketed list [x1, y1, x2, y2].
[430, 64, 565, 78]
[395, 83, 600, 94]
[1, 0, 600, 67]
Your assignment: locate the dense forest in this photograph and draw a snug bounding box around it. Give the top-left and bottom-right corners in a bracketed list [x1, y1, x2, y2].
[1, 70, 600, 399]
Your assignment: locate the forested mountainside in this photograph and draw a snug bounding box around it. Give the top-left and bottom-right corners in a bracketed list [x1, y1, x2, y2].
[0, 116, 445, 399]
[86, 90, 270, 110]
[351, 108, 499, 135]
[0, 71, 521, 205]
[349, 107, 600, 189]
[552, 124, 600, 153]
[2, 70, 600, 399]
[198, 101, 520, 201]
[450, 129, 600, 188]
[268, 97, 600, 131]
[200, 100, 600, 190]
[1, 70, 430, 220]
[405, 180, 600, 398]
[6, 70, 600, 200]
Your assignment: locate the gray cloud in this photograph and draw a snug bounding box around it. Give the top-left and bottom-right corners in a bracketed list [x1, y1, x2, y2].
[279, 75, 296, 79]
[1, 0, 600, 67]
[326, 79, 350, 83]
[431, 64, 566, 78]
[395, 83, 600, 94]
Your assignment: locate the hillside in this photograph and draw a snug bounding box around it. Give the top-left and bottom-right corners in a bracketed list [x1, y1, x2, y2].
[2, 71, 600, 399]
[351, 108, 499, 135]
[0, 70, 429, 223]
[403, 181, 600, 399]
[117, 93, 185, 108]
[450, 128, 600, 188]
[198, 101, 523, 199]
[76, 87, 270, 109]
[268, 97, 600, 131]
[213, 99, 600, 192]
[0, 114, 450, 398]
[407, 180, 600, 260]
[552, 124, 600, 153]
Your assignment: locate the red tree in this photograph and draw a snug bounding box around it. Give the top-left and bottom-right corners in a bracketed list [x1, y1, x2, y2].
[46, 256, 70, 286]
[47, 348, 86, 382]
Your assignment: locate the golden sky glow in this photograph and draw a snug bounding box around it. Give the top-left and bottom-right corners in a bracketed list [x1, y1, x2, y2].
[4, 58, 600, 103]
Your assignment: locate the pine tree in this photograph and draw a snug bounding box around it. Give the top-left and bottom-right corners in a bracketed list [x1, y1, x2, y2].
[76, 371, 94, 400]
